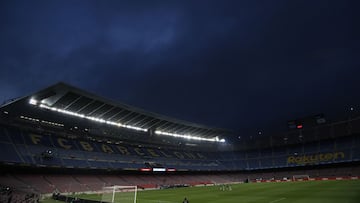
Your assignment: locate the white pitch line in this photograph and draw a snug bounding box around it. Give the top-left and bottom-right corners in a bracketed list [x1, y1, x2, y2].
[269, 197, 286, 203]
[147, 200, 178, 203]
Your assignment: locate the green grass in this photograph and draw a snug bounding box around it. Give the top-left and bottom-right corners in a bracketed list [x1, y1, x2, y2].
[41, 180, 360, 203]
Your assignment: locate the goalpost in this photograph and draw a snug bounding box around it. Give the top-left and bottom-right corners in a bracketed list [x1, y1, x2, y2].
[292, 174, 310, 181]
[101, 185, 137, 203]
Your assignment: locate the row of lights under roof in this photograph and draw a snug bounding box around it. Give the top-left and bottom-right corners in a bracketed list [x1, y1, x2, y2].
[29, 98, 226, 143]
[155, 130, 225, 143]
[20, 115, 40, 122]
[20, 115, 64, 127]
[30, 98, 147, 132]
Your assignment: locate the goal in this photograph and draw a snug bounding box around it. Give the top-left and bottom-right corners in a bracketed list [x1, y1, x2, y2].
[292, 174, 310, 181]
[219, 184, 232, 191]
[101, 185, 137, 203]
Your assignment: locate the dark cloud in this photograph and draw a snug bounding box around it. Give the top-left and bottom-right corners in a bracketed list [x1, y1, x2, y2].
[1, 0, 359, 136]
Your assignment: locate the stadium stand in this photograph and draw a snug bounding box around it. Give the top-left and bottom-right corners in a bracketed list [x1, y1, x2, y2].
[1, 123, 359, 171]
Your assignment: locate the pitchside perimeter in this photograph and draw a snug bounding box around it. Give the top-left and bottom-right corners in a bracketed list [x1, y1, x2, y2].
[41, 180, 360, 203]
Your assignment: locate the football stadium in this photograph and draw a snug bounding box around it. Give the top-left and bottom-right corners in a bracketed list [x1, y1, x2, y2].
[0, 83, 359, 203]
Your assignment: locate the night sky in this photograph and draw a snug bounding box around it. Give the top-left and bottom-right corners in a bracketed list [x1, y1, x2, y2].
[1, 0, 359, 137]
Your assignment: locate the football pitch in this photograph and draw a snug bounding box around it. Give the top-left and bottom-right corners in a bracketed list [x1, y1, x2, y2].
[42, 180, 360, 203]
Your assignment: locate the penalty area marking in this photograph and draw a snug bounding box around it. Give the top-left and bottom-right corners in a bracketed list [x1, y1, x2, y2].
[269, 197, 286, 203]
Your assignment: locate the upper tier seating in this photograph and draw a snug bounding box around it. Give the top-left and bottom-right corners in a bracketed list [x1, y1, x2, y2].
[0, 125, 359, 170]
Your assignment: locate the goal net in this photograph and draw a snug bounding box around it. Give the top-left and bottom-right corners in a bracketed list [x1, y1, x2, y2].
[101, 185, 137, 203]
[292, 175, 310, 181]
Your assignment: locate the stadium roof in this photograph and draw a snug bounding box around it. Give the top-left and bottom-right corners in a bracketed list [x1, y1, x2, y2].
[0, 82, 233, 142]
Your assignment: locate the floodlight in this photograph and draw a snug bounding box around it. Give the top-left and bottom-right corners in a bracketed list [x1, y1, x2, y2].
[29, 98, 38, 105]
